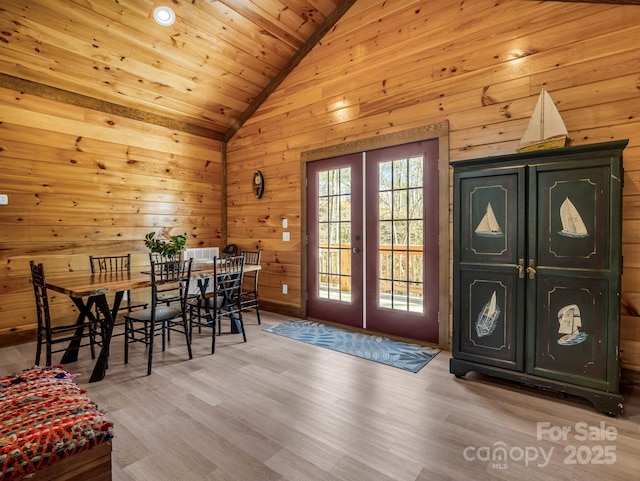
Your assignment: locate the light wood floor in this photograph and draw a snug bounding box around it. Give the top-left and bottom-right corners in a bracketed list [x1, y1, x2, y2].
[2, 311, 639, 481]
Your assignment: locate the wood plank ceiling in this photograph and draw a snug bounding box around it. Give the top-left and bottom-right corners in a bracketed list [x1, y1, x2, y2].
[1, 0, 638, 143]
[0, 0, 355, 142]
[551, 0, 640, 3]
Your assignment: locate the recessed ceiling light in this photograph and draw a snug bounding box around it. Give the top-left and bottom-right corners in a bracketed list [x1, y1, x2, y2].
[153, 6, 175, 26]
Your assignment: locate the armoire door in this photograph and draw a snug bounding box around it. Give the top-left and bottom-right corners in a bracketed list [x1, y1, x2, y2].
[527, 158, 623, 392]
[453, 167, 526, 371]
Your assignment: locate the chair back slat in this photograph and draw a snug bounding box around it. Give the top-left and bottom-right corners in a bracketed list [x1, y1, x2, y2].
[149, 252, 182, 264]
[90, 254, 131, 274]
[30, 261, 52, 332]
[151, 259, 193, 311]
[238, 250, 261, 323]
[240, 249, 261, 266]
[214, 255, 245, 309]
[239, 250, 261, 290]
[89, 254, 147, 315]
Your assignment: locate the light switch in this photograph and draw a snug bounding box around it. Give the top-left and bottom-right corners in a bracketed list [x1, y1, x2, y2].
[0, 194, 7, 205]
[282, 284, 288, 294]
[282, 218, 288, 228]
[283, 232, 290, 242]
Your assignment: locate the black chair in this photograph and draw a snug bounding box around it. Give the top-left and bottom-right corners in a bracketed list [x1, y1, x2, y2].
[30, 260, 101, 366]
[220, 243, 238, 258]
[188, 255, 246, 354]
[124, 258, 193, 375]
[89, 254, 148, 336]
[239, 249, 262, 324]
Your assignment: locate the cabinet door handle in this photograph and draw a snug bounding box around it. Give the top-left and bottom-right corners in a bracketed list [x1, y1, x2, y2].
[527, 260, 536, 279]
[517, 259, 525, 278]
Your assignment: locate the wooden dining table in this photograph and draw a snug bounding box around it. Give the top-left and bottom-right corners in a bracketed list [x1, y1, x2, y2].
[45, 263, 260, 382]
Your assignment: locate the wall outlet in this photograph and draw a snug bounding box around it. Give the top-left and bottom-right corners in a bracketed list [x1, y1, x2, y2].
[0, 194, 7, 205]
[282, 284, 288, 294]
[283, 231, 290, 242]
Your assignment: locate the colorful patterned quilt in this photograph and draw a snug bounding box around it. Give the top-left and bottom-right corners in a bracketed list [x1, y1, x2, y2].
[0, 367, 113, 480]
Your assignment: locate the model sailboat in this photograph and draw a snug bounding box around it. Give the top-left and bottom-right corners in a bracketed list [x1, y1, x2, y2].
[475, 202, 503, 237]
[559, 197, 588, 238]
[476, 291, 500, 337]
[557, 304, 588, 346]
[517, 89, 571, 153]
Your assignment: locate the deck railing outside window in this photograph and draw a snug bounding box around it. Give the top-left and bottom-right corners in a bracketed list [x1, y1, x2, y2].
[318, 243, 423, 311]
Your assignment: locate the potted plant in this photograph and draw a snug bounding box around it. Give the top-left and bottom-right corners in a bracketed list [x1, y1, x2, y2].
[144, 231, 187, 260]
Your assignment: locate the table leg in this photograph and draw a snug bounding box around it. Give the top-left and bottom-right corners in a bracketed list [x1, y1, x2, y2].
[89, 291, 123, 383]
[60, 297, 97, 364]
[197, 278, 215, 329]
[219, 276, 242, 335]
[198, 278, 210, 300]
[229, 315, 242, 334]
[197, 275, 241, 334]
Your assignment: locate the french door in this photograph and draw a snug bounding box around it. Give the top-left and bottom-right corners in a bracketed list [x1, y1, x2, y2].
[307, 154, 363, 326]
[306, 140, 439, 343]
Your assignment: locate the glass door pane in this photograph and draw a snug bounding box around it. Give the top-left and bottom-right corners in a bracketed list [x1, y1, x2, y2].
[377, 156, 424, 312]
[317, 167, 352, 302]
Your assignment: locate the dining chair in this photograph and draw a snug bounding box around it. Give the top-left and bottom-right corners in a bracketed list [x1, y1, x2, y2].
[239, 249, 262, 324]
[89, 254, 148, 336]
[30, 260, 101, 366]
[124, 258, 193, 375]
[188, 255, 246, 354]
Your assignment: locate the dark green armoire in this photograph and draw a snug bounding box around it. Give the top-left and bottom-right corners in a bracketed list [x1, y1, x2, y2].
[450, 140, 628, 415]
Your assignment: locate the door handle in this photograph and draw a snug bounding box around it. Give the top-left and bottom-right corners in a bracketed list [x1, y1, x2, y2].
[527, 259, 536, 279]
[517, 259, 525, 278]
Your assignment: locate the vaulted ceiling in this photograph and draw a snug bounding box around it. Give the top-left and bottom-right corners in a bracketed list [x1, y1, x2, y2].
[0, 1, 638, 142]
[0, 0, 355, 142]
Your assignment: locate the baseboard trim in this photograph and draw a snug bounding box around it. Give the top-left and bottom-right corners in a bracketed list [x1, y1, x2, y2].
[257, 301, 302, 319]
[621, 367, 640, 387]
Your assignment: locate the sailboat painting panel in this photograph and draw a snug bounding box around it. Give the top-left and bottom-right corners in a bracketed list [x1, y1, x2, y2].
[475, 202, 504, 238]
[461, 274, 515, 363]
[467, 183, 511, 259]
[558, 197, 588, 238]
[557, 303, 588, 346]
[543, 173, 601, 264]
[476, 291, 501, 337]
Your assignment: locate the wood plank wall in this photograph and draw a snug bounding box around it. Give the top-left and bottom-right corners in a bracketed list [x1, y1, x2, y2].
[226, 0, 640, 371]
[0, 89, 223, 345]
[1, 0, 640, 373]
